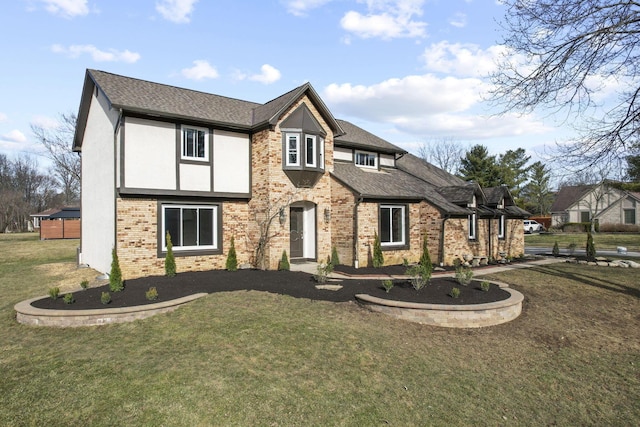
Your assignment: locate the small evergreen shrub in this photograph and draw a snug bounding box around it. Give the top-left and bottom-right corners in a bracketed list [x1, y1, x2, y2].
[552, 241, 560, 257]
[406, 264, 431, 291]
[80, 279, 89, 290]
[63, 293, 75, 304]
[101, 292, 111, 305]
[278, 250, 290, 271]
[372, 232, 384, 268]
[330, 246, 340, 266]
[48, 287, 60, 300]
[480, 281, 491, 292]
[313, 262, 333, 284]
[382, 279, 394, 293]
[586, 232, 596, 260]
[402, 258, 409, 267]
[226, 236, 238, 271]
[450, 287, 461, 298]
[455, 265, 473, 286]
[145, 287, 159, 301]
[165, 231, 176, 277]
[109, 248, 124, 292]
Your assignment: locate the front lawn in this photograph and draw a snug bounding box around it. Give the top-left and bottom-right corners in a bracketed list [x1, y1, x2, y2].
[526, 231, 640, 251]
[1, 233, 639, 425]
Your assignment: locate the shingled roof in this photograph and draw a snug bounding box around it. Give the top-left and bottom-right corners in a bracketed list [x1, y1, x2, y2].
[396, 153, 466, 187]
[335, 119, 405, 155]
[550, 185, 594, 212]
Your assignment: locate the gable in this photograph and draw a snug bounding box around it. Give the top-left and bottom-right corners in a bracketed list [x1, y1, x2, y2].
[280, 104, 326, 136]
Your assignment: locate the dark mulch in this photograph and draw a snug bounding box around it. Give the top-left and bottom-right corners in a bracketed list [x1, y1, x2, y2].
[32, 269, 510, 311]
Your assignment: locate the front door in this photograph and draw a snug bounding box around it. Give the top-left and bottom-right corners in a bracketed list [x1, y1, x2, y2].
[290, 207, 304, 258]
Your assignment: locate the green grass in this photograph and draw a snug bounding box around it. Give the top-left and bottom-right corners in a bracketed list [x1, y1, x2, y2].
[526, 232, 640, 251]
[1, 233, 639, 425]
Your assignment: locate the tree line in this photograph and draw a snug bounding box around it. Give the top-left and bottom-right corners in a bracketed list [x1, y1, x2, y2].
[0, 114, 79, 233]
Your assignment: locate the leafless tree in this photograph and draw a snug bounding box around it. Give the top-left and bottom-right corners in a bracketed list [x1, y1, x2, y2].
[251, 190, 298, 270]
[418, 137, 467, 175]
[31, 112, 80, 204]
[491, 0, 640, 169]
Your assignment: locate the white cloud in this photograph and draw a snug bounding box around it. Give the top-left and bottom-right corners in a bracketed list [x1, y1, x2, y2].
[283, 0, 333, 16]
[421, 41, 505, 77]
[51, 44, 140, 63]
[340, 0, 427, 40]
[2, 130, 27, 143]
[39, 0, 88, 18]
[156, 0, 199, 23]
[181, 60, 219, 80]
[249, 64, 282, 84]
[448, 12, 467, 28]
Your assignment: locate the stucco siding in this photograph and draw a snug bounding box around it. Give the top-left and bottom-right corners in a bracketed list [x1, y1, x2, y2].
[213, 130, 250, 194]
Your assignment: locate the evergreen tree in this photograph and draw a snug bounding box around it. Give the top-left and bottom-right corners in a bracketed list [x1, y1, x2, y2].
[226, 236, 238, 271]
[458, 145, 502, 187]
[330, 246, 340, 266]
[109, 247, 124, 292]
[278, 250, 290, 271]
[522, 161, 554, 215]
[626, 153, 640, 182]
[497, 148, 531, 202]
[165, 231, 176, 277]
[552, 241, 560, 257]
[372, 232, 384, 268]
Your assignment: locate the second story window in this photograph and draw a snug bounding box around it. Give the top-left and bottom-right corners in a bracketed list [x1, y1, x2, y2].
[355, 151, 377, 169]
[182, 126, 208, 161]
[305, 135, 316, 167]
[286, 133, 300, 166]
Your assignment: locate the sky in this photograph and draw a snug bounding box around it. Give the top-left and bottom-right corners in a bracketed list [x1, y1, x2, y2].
[0, 0, 575, 172]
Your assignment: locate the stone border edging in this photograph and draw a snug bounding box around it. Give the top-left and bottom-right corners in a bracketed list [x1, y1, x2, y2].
[14, 293, 208, 327]
[355, 284, 524, 328]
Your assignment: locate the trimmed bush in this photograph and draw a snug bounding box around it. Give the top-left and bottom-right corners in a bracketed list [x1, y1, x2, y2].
[480, 281, 491, 292]
[278, 250, 290, 271]
[330, 246, 340, 266]
[382, 279, 394, 293]
[372, 232, 384, 268]
[63, 293, 75, 304]
[313, 262, 333, 284]
[226, 236, 238, 271]
[48, 287, 60, 300]
[145, 287, 158, 301]
[450, 287, 461, 298]
[101, 292, 111, 305]
[109, 248, 124, 292]
[552, 241, 560, 257]
[165, 231, 176, 277]
[455, 265, 473, 286]
[80, 279, 89, 290]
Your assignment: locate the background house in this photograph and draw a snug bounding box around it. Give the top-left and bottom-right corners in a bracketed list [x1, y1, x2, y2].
[550, 182, 640, 228]
[73, 69, 527, 279]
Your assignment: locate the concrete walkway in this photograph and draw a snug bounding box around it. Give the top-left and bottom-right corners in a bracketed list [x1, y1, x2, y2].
[290, 257, 566, 280]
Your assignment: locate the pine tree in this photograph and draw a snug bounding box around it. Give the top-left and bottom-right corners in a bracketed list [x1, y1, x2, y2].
[226, 236, 238, 271]
[552, 241, 560, 257]
[165, 231, 176, 277]
[372, 232, 384, 268]
[278, 250, 290, 271]
[330, 246, 340, 266]
[109, 247, 123, 292]
[459, 145, 501, 187]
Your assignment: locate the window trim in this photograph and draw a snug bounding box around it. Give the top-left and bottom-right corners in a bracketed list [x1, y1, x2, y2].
[355, 150, 378, 169]
[468, 212, 477, 241]
[305, 134, 316, 167]
[285, 133, 300, 167]
[498, 214, 505, 240]
[181, 125, 209, 162]
[379, 204, 408, 249]
[624, 208, 636, 224]
[160, 203, 221, 256]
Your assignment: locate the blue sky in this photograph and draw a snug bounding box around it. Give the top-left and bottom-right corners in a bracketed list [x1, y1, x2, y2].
[0, 0, 572, 169]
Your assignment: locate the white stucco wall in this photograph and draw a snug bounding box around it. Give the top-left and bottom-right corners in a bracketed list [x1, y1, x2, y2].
[379, 153, 395, 167]
[212, 130, 250, 194]
[333, 146, 352, 162]
[80, 88, 119, 274]
[123, 117, 176, 190]
[179, 164, 211, 192]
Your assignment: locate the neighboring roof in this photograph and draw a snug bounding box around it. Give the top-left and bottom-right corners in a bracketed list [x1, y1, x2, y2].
[332, 162, 471, 215]
[74, 70, 344, 151]
[42, 207, 81, 219]
[396, 153, 465, 187]
[335, 119, 405, 155]
[30, 207, 61, 218]
[550, 185, 594, 212]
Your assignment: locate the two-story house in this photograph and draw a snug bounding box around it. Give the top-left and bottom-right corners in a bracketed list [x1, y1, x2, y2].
[73, 69, 527, 279]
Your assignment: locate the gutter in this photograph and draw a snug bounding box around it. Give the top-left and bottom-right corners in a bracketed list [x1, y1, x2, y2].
[353, 196, 363, 268]
[439, 214, 451, 266]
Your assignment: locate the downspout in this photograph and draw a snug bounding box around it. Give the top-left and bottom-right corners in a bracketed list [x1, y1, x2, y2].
[488, 213, 493, 262]
[439, 214, 450, 267]
[353, 196, 363, 268]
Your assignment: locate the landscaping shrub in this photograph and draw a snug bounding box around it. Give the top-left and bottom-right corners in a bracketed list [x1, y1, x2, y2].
[278, 250, 290, 271]
[372, 232, 384, 268]
[165, 231, 176, 277]
[226, 236, 238, 271]
[63, 293, 75, 304]
[80, 279, 89, 290]
[101, 292, 111, 305]
[586, 232, 596, 260]
[109, 248, 124, 292]
[450, 287, 461, 298]
[552, 241, 560, 257]
[406, 264, 430, 291]
[480, 281, 491, 292]
[567, 243, 577, 255]
[598, 223, 640, 232]
[330, 246, 340, 266]
[455, 264, 473, 286]
[313, 262, 333, 284]
[145, 287, 158, 301]
[382, 279, 394, 293]
[48, 287, 60, 300]
[419, 233, 432, 271]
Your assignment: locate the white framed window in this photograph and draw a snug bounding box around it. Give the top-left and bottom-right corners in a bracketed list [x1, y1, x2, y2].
[286, 133, 300, 166]
[498, 214, 505, 239]
[305, 135, 316, 167]
[468, 212, 477, 240]
[162, 204, 218, 251]
[182, 126, 208, 161]
[380, 205, 406, 246]
[355, 151, 377, 169]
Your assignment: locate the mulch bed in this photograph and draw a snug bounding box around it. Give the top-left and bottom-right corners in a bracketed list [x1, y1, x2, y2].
[31, 269, 510, 311]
